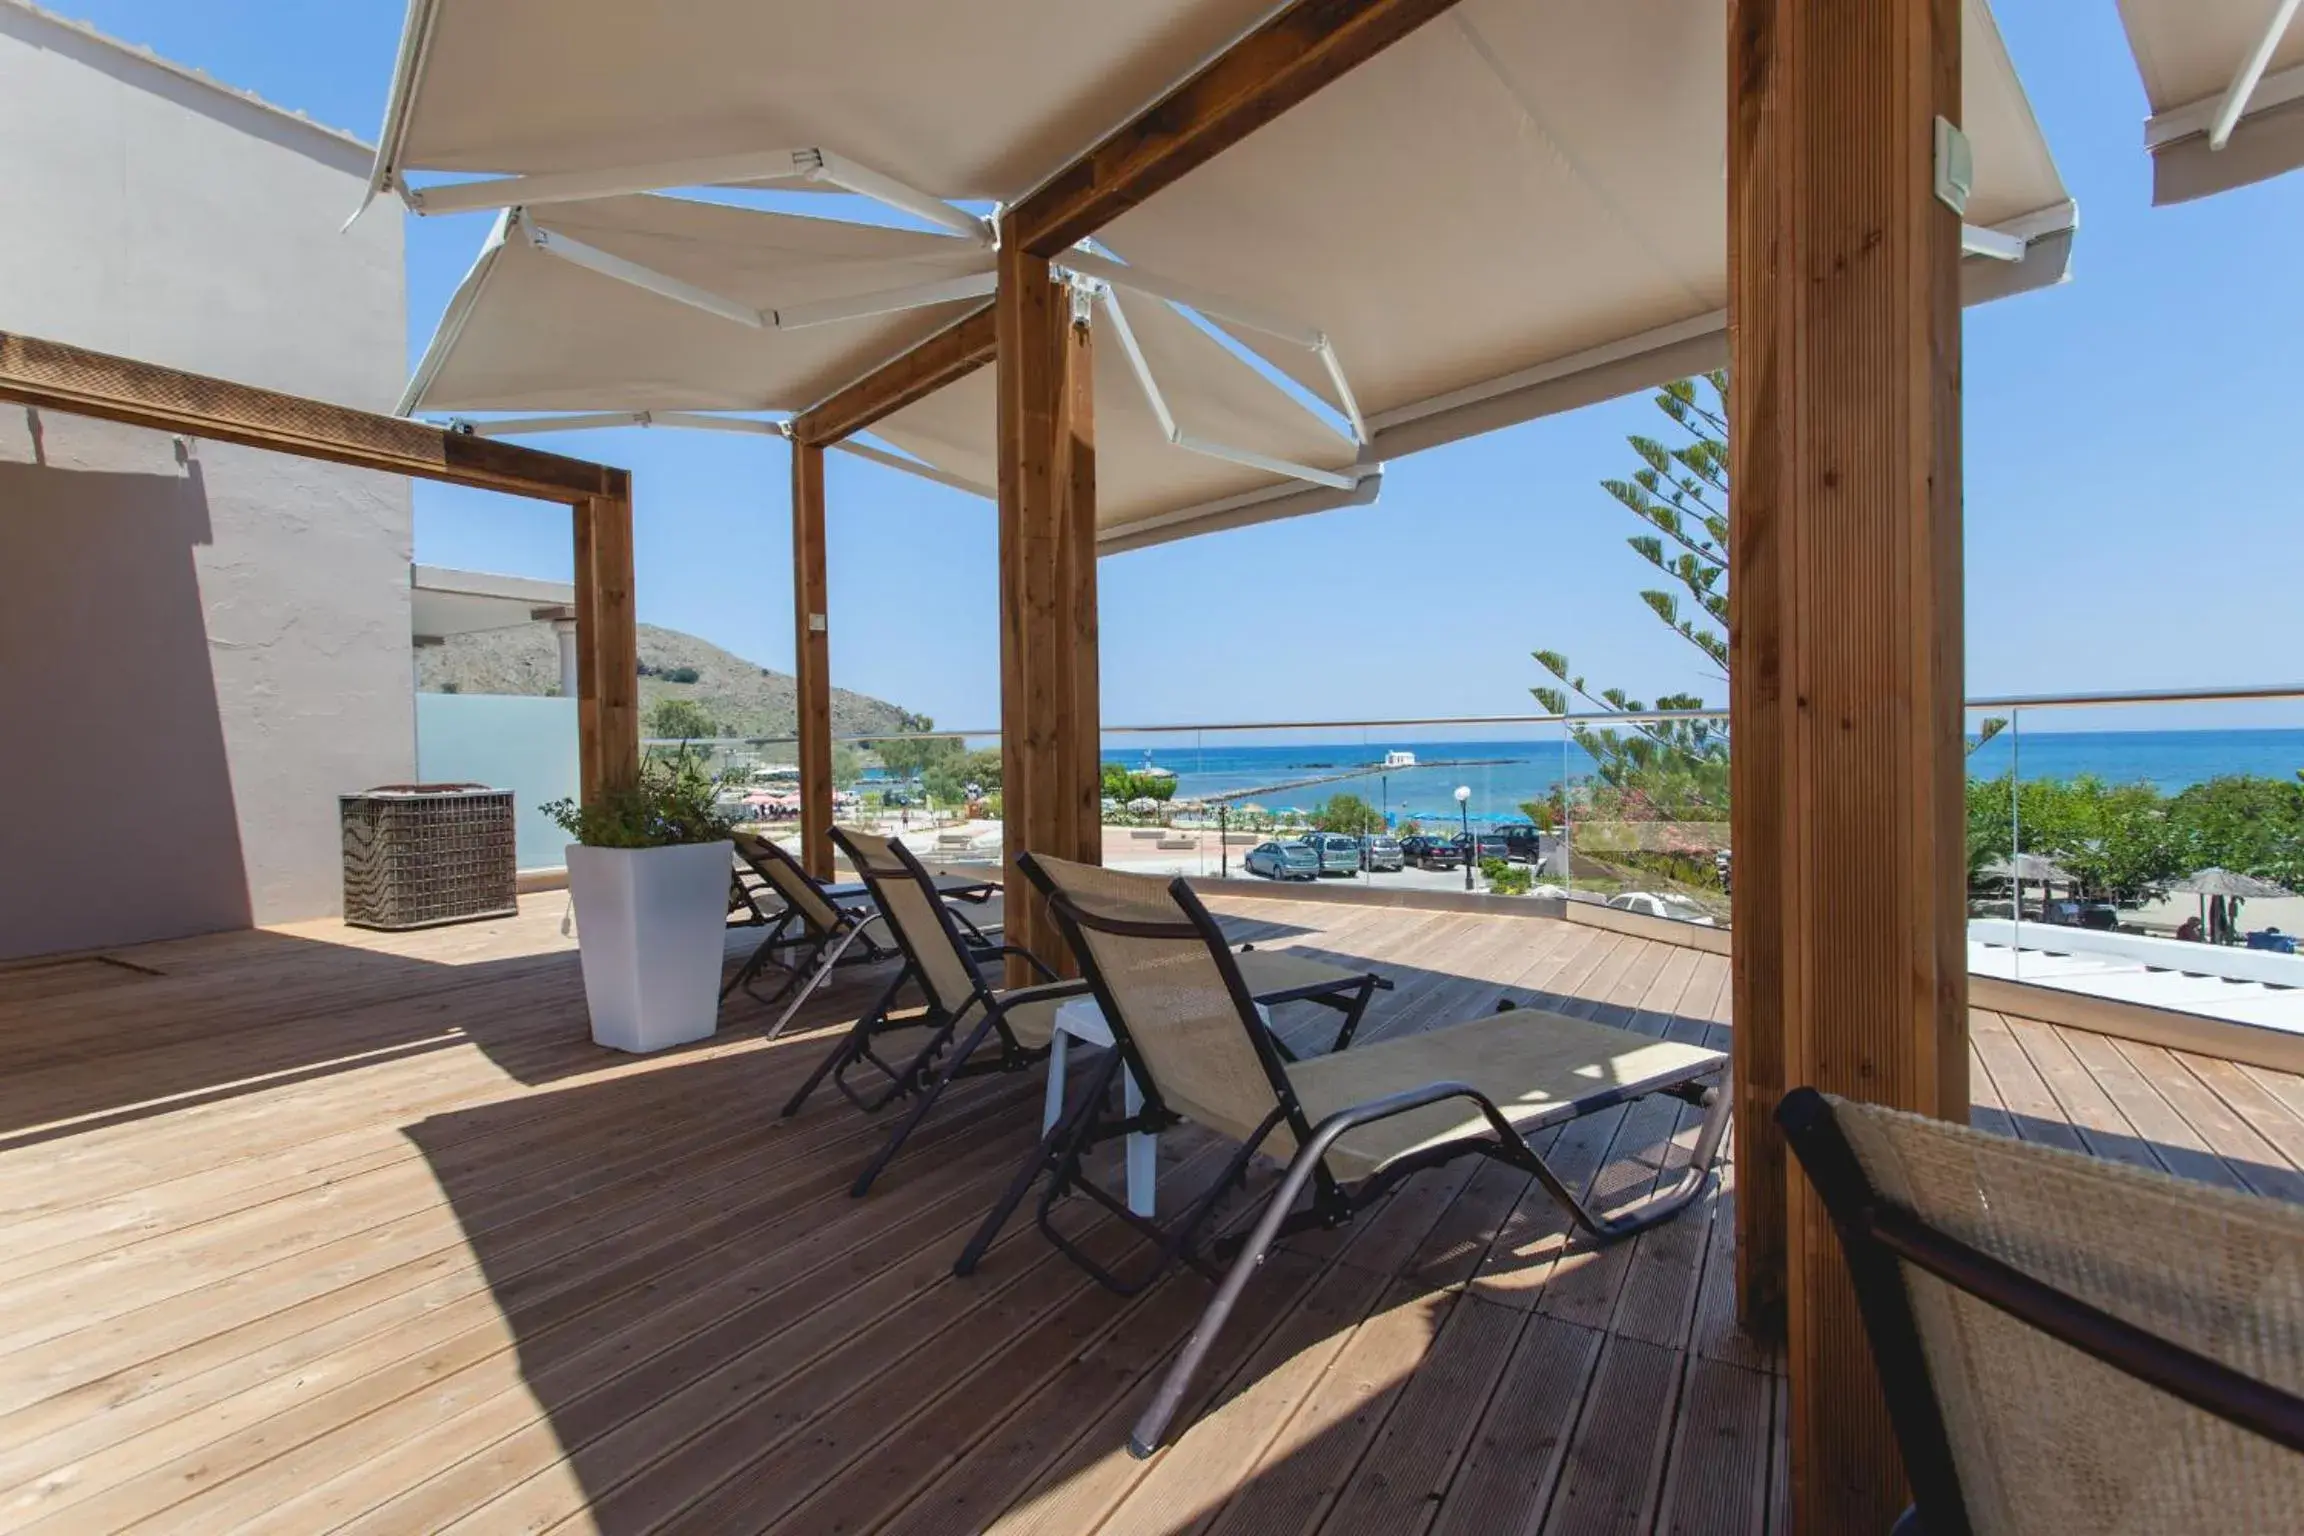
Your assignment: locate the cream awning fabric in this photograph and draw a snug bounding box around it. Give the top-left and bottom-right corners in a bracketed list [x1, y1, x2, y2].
[381, 0, 2074, 549]
[400, 196, 991, 415]
[1093, 0, 2075, 462]
[868, 293, 1370, 551]
[399, 194, 1373, 549]
[2118, 0, 2304, 204]
[371, 0, 1276, 204]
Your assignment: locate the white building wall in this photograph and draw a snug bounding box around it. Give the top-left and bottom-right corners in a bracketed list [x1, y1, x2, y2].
[0, 4, 413, 955]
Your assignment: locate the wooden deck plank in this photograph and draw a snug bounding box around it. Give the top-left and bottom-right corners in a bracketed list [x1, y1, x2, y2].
[1652, 1357, 1773, 1536]
[25, 889, 2290, 1536]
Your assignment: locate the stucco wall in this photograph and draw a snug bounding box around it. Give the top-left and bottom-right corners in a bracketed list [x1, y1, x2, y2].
[0, 6, 413, 956]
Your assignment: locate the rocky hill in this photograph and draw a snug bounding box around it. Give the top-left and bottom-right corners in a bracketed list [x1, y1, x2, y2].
[417, 622, 921, 742]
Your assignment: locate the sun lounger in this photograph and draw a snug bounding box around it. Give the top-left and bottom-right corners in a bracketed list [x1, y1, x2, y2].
[723, 831, 900, 1013]
[725, 831, 1000, 1040]
[1779, 1088, 2304, 1535]
[782, 828, 1084, 1197]
[954, 923, 1393, 1279]
[988, 855, 1729, 1456]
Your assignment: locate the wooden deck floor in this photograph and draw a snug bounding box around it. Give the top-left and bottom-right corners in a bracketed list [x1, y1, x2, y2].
[3, 894, 2302, 1535]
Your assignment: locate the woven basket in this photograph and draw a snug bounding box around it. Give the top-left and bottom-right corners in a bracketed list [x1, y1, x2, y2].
[341, 784, 518, 930]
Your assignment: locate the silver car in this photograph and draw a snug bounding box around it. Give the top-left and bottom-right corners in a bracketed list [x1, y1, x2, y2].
[1243, 840, 1320, 880]
[1358, 834, 1404, 872]
[1297, 834, 1364, 878]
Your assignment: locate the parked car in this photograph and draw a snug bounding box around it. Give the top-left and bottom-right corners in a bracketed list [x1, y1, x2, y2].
[2042, 898, 2119, 930]
[1493, 822, 1546, 863]
[1453, 832, 1511, 863]
[1243, 840, 1320, 881]
[1606, 890, 1719, 926]
[1357, 834, 1404, 873]
[1400, 834, 1462, 870]
[1296, 832, 1363, 878]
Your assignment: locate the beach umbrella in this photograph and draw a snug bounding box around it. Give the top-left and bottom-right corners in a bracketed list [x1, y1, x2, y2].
[1978, 852, 2075, 885]
[1126, 797, 1160, 814]
[2166, 867, 2294, 899]
[2168, 867, 2292, 943]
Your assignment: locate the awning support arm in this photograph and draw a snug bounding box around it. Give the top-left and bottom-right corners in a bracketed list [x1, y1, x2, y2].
[2213, 0, 2304, 150]
[404, 149, 816, 215]
[513, 209, 995, 331]
[828, 438, 994, 498]
[447, 411, 784, 437]
[1097, 286, 1359, 493]
[1061, 248, 1367, 444]
[402, 146, 995, 245]
[2146, 62, 2304, 149]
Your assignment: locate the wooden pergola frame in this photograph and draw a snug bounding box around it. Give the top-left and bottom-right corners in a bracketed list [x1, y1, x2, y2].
[626, 0, 1970, 1524]
[0, 331, 642, 806]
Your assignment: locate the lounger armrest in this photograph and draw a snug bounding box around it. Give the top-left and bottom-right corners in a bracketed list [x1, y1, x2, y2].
[982, 944, 1063, 983]
[1300, 1081, 1519, 1162]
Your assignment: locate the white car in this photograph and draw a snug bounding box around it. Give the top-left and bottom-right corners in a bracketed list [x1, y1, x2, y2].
[1606, 890, 1719, 926]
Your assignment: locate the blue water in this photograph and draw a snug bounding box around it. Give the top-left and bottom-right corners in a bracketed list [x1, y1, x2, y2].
[1100, 729, 2304, 826]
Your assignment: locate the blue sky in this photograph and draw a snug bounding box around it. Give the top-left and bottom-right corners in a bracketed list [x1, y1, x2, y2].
[46, 1, 2304, 734]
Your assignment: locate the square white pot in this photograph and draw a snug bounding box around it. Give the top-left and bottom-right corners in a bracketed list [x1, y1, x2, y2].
[565, 840, 732, 1053]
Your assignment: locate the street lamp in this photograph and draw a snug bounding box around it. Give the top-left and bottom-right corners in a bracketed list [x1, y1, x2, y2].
[1455, 785, 1473, 892]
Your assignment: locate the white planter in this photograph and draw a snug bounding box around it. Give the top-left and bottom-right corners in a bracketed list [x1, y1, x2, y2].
[565, 840, 732, 1053]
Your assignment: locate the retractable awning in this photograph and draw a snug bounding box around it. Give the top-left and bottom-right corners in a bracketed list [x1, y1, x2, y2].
[1091, 0, 2074, 461]
[2118, 0, 2304, 204]
[400, 195, 994, 415]
[400, 194, 1373, 547]
[380, 0, 2073, 547]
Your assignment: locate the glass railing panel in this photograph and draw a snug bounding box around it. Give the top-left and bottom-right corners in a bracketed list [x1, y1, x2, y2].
[1557, 708, 1731, 927]
[1101, 725, 1210, 877]
[1964, 691, 2304, 1028]
[415, 692, 581, 872]
[838, 727, 1002, 868]
[1179, 722, 1375, 887]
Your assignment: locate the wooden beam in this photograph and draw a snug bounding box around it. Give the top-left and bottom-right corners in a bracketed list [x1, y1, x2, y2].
[575, 489, 641, 805]
[996, 224, 1099, 982]
[0, 331, 619, 503]
[789, 304, 996, 448]
[1009, 0, 1467, 256]
[791, 441, 835, 879]
[1727, 1, 1969, 1531]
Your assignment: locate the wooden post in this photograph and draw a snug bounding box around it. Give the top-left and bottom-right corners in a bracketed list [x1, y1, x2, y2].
[995, 217, 1098, 982]
[574, 482, 640, 804]
[791, 440, 835, 879]
[1727, 1, 1968, 1531]
[1061, 303, 1101, 866]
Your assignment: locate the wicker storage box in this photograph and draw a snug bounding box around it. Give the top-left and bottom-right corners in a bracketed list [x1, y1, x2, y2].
[341, 784, 518, 930]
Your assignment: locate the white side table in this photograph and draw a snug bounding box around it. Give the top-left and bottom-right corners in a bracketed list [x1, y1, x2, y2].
[1045, 997, 1159, 1217]
[1044, 995, 1270, 1219]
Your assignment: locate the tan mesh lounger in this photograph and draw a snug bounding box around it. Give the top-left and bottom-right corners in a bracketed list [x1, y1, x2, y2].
[725, 830, 1001, 1040]
[955, 929, 1395, 1283]
[1780, 1088, 2304, 1536]
[723, 831, 897, 1013]
[983, 855, 1729, 1456]
[781, 827, 1084, 1198]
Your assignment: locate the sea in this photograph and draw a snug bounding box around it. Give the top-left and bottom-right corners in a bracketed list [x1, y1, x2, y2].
[1099, 728, 2304, 826]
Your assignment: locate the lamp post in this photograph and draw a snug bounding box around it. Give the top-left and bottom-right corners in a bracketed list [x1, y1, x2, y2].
[1455, 784, 1473, 892]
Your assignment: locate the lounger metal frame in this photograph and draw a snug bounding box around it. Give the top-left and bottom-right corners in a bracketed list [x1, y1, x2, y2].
[721, 832, 897, 1013]
[1778, 1086, 2304, 1536]
[783, 829, 1082, 1197]
[956, 858, 1728, 1454]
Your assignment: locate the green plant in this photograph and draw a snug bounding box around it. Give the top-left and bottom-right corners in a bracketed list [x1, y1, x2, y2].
[1480, 856, 1533, 896]
[542, 746, 738, 849]
[1101, 762, 1178, 803]
[647, 697, 718, 742]
[1310, 792, 1384, 836]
